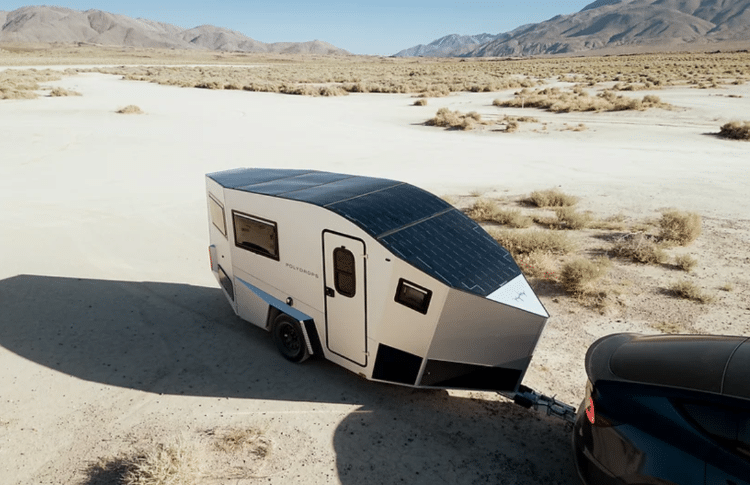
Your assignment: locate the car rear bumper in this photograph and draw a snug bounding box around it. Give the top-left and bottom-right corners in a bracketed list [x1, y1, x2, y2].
[572, 399, 627, 485]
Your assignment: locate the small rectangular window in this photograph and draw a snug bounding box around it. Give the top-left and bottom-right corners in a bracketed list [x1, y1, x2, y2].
[334, 247, 356, 298]
[218, 265, 234, 300]
[208, 194, 227, 237]
[233, 211, 279, 260]
[395, 278, 432, 314]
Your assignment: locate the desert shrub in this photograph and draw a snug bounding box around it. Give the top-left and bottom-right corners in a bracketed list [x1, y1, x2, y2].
[495, 87, 672, 112]
[658, 210, 701, 245]
[674, 254, 698, 272]
[466, 199, 532, 227]
[426, 108, 483, 130]
[554, 207, 592, 230]
[668, 280, 714, 304]
[49, 87, 81, 97]
[516, 251, 558, 280]
[718, 120, 750, 140]
[466, 198, 498, 221]
[560, 257, 610, 294]
[413, 98, 427, 106]
[488, 228, 575, 257]
[525, 189, 578, 207]
[116, 105, 143, 114]
[210, 428, 270, 457]
[0, 88, 38, 100]
[491, 208, 533, 228]
[320, 85, 348, 96]
[611, 233, 668, 264]
[121, 440, 200, 485]
[588, 214, 627, 231]
[561, 123, 587, 131]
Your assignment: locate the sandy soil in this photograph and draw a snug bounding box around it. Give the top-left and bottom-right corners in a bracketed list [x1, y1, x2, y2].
[1, 68, 749, 484]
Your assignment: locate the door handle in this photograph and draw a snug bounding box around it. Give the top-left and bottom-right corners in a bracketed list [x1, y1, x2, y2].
[325, 287, 335, 297]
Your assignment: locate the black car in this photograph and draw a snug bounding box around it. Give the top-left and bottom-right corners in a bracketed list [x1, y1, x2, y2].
[573, 333, 750, 485]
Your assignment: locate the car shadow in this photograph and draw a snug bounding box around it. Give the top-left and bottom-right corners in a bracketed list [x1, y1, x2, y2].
[0, 274, 579, 484]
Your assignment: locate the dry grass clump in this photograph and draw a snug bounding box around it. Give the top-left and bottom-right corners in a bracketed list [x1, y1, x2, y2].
[560, 257, 610, 294]
[668, 280, 714, 304]
[467, 199, 533, 227]
[495, 87, 672, 113]
[516, 251, 558, 280]
[466, 198, 497, 221]
[413, 98, 428, 106]
[718, 120, 750, 140]
[561, 123, 587, 131]
[0, 68, 67, 100]
[117, 105, 144, 114]
[120, 440, 200, 485]
[554, 207, 592, 229]
[491, 208, 534, 228]
[498, 114, 539, 133]
[674, 254, 698, 272]
[658, 210, 701, 245]
[588, 213, 627, 231]
[611, 233, 668, 264]
[524, 188, 578, 207]
[426, 108, 485, 130]
[49, 87, 81, 97]
[488, 228, 575, 257]
[210, 428, 270, 457]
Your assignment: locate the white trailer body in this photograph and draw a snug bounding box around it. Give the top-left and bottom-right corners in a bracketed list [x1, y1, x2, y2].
[206, 168, 549, 393]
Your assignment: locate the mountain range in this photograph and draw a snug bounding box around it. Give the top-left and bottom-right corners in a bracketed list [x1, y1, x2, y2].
[0, 6, 350, 55]
[395, 0, 750, 57]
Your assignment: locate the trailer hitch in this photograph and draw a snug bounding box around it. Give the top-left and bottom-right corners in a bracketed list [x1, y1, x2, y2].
[511, 385, 577, 428]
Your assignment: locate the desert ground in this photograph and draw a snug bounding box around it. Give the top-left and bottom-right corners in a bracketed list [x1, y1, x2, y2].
[1, 49, 749, 484]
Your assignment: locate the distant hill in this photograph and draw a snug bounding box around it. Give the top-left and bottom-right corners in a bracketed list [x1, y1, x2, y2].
[394, 33, 505, 57]
[0, 6, 350, 55]
[395, 0, 750, 57]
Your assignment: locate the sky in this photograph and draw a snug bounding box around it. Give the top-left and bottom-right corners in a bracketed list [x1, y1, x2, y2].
[3, 1, 596, 55]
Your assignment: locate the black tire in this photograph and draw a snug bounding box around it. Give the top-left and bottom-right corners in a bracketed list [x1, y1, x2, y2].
[271, 314, 309, 363]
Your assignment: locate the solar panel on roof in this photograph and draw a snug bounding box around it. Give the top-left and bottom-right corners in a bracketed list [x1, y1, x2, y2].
[329, 184, 453, 238]
[281, 176, 401, 206]
[208, 168, 522, 296]
[208, 168, 314, 189]
[379, 210, 520, 296]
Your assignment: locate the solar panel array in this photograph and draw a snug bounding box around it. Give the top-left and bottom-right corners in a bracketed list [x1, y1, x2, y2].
[208, 168, 521, 296]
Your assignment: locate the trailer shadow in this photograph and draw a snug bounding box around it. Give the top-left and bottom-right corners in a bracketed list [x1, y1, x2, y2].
[0, 274, 359, 402]
[0, 274, 579, 484]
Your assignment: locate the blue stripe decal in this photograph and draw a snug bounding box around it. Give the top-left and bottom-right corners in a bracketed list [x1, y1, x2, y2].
[236, 277, 312, 323]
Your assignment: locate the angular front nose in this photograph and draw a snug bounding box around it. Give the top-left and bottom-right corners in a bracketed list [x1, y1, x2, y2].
[485, 274, 548, 318]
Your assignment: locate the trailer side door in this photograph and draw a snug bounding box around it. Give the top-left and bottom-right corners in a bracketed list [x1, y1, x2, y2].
[323, 231, 367, 367]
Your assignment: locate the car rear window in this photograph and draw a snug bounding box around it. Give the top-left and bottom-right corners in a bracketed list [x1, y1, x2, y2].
[609, 336, 744, 394]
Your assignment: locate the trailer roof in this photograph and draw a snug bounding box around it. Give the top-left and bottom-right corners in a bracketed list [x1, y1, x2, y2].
[208, 168, 521, 296]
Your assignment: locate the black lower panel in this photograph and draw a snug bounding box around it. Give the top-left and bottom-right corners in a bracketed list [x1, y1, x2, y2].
[420, 359, 522, 391]
[303, 320, 324, 356]
[372, 344, 422, 385]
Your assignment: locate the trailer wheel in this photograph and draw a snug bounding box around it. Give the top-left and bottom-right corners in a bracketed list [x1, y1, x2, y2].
[271, 314, 309, 363]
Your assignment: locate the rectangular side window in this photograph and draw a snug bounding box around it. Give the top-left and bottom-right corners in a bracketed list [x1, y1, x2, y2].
[395, 278, 432, 314]
[233, 211, 279, 260]
[208, 194, 227, 237]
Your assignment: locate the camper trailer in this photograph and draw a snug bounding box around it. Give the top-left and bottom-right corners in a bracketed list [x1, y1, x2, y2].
[206, 168, 550, 395]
